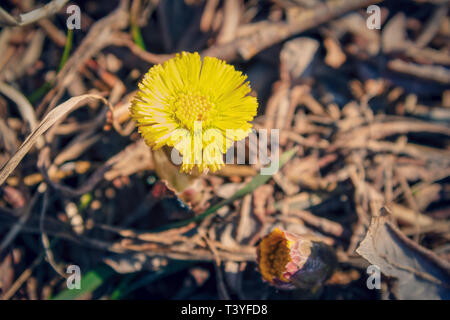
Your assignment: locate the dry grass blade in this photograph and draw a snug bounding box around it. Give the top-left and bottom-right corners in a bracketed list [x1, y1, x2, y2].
[0, 94, 110, 186]
[0, 0, 69, 27]
[0, 82, 39, 131]
[0, 82, 44, 148]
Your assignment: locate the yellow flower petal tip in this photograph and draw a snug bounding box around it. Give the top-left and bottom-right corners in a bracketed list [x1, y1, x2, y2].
[130, 52, 258, 174]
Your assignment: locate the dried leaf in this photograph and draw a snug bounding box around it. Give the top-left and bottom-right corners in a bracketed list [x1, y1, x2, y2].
[152, 147, 198, 194]
[382, 13, 407, 53]
[356, 214, 450, 299]
[280, 37, 319, 80]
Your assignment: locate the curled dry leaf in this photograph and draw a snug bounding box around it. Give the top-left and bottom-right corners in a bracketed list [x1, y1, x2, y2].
[356, 213, 450, 300]
[0, 94, 111, 186]
[152, 147, 207, 209]
[152, 147, 199, 193]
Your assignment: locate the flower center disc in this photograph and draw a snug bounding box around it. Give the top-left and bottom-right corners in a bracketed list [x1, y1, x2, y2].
[174, 92, 213, 130]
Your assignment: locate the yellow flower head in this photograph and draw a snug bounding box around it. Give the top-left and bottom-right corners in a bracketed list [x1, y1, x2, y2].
[130, 52, 258, 173]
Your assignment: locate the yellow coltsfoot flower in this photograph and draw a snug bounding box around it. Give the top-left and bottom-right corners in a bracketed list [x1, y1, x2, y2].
[130, 52, 258, 173]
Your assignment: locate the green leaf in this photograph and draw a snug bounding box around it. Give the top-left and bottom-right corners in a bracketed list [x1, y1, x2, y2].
[28, 29, 73, 104]
[58, 29, 73, 71]
[131, 18, 146, 51]
[52, 264, 115, 300]
[111, 261, 193, 299]
[155, 147, 298, 231]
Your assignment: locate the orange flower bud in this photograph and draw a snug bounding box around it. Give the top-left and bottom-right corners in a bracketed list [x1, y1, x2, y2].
[257, 228, 337, 290]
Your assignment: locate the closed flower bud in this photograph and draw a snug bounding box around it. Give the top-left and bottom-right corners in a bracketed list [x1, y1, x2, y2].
[257, 228, 337, 290]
